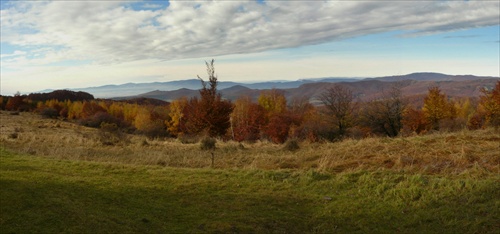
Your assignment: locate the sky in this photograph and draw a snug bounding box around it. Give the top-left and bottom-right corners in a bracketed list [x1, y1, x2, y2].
[1, 0, 499, 95]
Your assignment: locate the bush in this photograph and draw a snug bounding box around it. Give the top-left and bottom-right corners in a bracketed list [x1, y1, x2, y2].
[40, 108, 59, 118]
[178, 133, 200, 144]
[80, 112, 123, 128]
[439, 118, 466, 132]
[98, 122, 129, 146]
[200, 137, 216, 151]
[283, 138, 300, 151]
[8, 132, 18, 139]
[135, 120, 169, 140]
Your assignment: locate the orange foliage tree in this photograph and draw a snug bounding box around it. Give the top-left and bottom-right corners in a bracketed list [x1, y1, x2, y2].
[183, 60, 233, 137]
[422, 87, 456, 130]
[478, 80, 500, 128]
[134, 105, 168, 138]
[402, 106, 428, 134]
[5, 92, 28, 111]
[287, 96, 317, 139]
[230, 96, 266, 142]
[258, 89, 293, 143]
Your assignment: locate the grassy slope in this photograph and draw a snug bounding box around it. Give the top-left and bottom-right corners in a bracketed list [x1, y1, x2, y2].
[1, 112, 499, 174]
[1, 148, 499, 233]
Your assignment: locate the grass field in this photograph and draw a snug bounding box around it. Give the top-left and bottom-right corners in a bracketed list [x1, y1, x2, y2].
[1, 148, 499, 233]
[1, 112, 499, 174]
[1, 112, 499, 233]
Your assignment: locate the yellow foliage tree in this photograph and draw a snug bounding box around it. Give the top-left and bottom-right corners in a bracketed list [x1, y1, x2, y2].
[422, 87, 457, 130]
[257, 89, 287, 116]
[166, 97, 187, 137]
[479, 81, 500, 127]
[134, 107, 154, 132]
[123, 103, 139, 124]
[68, 101, 83, 119]
[108, 102, 125, 120]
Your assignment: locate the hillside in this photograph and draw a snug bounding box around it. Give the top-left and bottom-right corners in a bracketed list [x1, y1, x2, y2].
[1, 111, 498, 173]
[371, 72, 500, 82]
[120, 76, 498, 102]
[37, 73, 498, 100]
[0, 111, 499, 233]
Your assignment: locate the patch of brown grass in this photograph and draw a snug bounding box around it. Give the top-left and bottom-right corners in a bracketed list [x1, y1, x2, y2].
[1, 111, 498, 175]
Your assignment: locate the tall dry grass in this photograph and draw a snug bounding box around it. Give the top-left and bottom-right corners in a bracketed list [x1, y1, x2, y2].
[1, 111, 498, 175]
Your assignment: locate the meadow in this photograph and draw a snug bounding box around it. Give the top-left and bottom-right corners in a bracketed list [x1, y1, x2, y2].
[1, 111, 499, 233]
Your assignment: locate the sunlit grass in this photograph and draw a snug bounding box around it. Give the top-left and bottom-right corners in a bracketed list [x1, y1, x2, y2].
[1, 112, 498, 175]
[1, 148, 499, 233]
[1, 111, 499, 232]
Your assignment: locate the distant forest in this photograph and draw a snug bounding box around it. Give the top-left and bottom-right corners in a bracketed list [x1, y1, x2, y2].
[1, 65, 499, 143]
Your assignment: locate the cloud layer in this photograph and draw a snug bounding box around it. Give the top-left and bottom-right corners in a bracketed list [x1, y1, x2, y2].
[1, 0, 499, 67]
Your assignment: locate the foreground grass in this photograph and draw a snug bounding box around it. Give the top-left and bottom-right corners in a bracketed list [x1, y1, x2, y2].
[1, 148, 499, 233]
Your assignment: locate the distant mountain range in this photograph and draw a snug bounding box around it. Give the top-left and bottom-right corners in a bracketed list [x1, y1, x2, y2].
[41, 77, 358, 98]
[41, 72, 498, 102]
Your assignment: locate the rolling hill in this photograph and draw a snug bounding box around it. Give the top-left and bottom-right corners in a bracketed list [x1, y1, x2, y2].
[113, 73, 498, 103]
[38, 73, 498, 102]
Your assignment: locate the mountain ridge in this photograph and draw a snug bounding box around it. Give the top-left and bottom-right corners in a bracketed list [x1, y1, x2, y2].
[113, 74, 498, 103]
[38, 72, 498, 100]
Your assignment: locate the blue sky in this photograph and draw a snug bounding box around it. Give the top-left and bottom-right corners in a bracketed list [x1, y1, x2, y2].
[1, 0, 499, 95]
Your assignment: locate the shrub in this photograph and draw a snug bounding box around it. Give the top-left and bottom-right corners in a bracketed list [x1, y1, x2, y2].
[178, 133, 200, 144]
[135, 120, 169, 139]
[98, 122, 129, 146]
[200, 137, 216, 151]
[439, 118, 466, 132]
[8, 132, 18, 139]
[40, 108, 59, 118]
[80, 112, 123, 128]
[283, 138, 300, 151]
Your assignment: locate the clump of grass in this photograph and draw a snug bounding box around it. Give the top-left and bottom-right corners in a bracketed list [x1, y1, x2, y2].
[98, 122, 129, 146]
[178, 133, 200, 144]
[141, 139, 149, 146]
[283, 138, 300, 151]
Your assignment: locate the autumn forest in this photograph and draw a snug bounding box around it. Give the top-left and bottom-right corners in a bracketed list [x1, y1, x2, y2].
[1, 61, 499, 145]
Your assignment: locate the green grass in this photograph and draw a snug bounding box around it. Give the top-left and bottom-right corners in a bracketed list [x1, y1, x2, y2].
[1, 147, 499, 233]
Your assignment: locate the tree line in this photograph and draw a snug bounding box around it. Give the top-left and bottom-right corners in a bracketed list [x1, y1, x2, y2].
[1, 61, 499, 143]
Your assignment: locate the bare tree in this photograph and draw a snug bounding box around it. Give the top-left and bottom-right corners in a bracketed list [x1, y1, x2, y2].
[318, 84, 355, 138]
[362, 83, 407, 137]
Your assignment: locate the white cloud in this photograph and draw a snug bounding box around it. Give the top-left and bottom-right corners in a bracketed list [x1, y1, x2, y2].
[1, 0, 498, 66]
[2, 52, 498, 96]
[0, 50, 26, 58]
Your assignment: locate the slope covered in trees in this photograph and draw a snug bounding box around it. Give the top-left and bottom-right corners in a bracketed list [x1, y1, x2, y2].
[1, 64, 498, 143]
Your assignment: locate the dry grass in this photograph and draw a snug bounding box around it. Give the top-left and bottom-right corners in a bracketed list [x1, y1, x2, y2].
[1, 111, 498, 175]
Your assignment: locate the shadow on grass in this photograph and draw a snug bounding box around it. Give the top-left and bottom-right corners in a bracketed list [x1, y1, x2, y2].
[1, 150, 498, 233]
